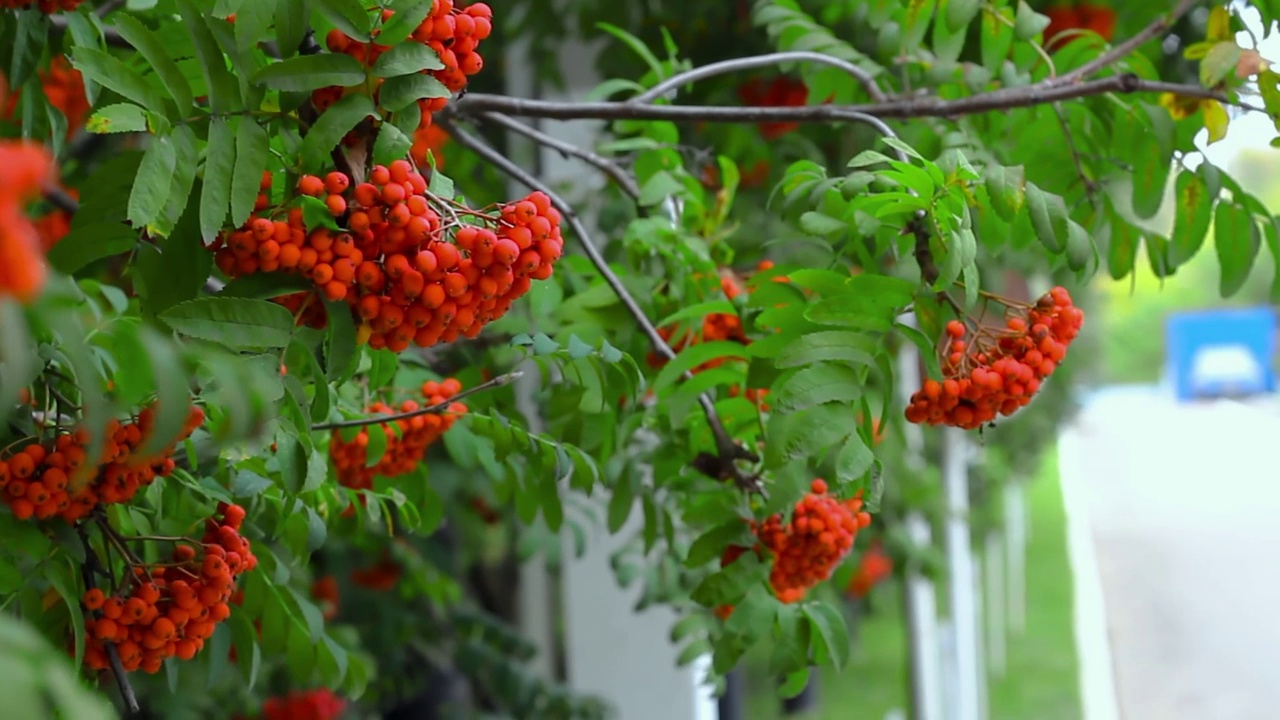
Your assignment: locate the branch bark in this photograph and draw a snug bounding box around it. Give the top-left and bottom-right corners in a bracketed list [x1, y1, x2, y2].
[453, 75, 1255, 124]
[473, 111, 641, 200]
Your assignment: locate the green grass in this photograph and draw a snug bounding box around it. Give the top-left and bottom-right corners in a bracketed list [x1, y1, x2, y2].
[743, 447, 1079, 720]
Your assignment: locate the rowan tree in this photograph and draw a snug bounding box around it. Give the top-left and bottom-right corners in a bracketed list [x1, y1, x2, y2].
[0, 0, 1276, 718]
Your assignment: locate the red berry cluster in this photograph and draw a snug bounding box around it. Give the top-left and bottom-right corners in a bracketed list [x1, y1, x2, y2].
[316, 1, 492, 140]
[716, 480, 872, 617]
[211, 162, 564, 352]
[736, 77, 809, 140]
[0, 405, 204, 522]
[0, 140, 54, 304]
[0, 0, 83, 12]
[2, 58, 90, 139]
[904, 286, 1084, 429]
[351, 549, 404, 591]
[329, 379, 467, 492]
[259, 689, 347, 720]
[755, 480, 872, 603]
[846, 541, 893, 599]
[82, 504, 256, 674]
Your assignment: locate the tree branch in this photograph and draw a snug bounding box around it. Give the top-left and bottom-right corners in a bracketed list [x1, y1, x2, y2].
[77, 524, 140, 716]
[311, 371, 521, 431]
[1055, 0, 1206, 85]
[435, 117, 764, 493]
[44, 185, 79, 214]
[630, 51, 888, 104]
[473, 111, 641, 200]
[453, 75, 1257, 124]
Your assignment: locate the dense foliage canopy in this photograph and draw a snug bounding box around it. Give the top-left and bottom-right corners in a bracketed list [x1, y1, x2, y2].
[0, 0, 1275, 717]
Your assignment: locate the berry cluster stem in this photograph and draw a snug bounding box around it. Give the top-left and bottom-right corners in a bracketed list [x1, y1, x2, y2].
[310, 370, 520, 431]
[76, 523, 141, 715]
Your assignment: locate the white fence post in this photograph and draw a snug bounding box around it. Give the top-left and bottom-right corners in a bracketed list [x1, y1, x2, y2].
[984, 533, 1007, 679]
[895, 314, 945, 720]
[943, 427, 980, 720]
[1003, 482, 1027, 637]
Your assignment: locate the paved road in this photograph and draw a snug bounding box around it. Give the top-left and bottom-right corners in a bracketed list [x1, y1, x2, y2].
[1064, 388, 1280, 720]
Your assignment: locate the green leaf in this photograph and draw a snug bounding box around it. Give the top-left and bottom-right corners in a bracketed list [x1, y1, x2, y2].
[835, 428, 875, 483]
[1201, 42, 1243, 88]
[274, 0, 310, 58]
[803, 602, 851, 671]
[1025, 183, 1068, 253]
[324, 299, 358, 381]
[773, 363, 863, 412]
[314, 0, 374, 41]
[1063, 219, 1093, 272]
[686, 519, 752, 568]
[1013, 1, 1050, 40]
[159, 297, 296, 350]
[1132, 122, 1172, 220]
[253, 53, 368, 91]
[651, 341, 750, 395]
[178, 0, 240, 113]
[799, 211, 847, 237]
[945, 0, 981, 33]
[1215, 202, 1260, 297]
[201, 117, 237, 242]
[1168, 170, 1214, 268]
[69, 46, 169, 115]
[372, 42, 444, 77]
[378, 73, 451, 112]
[112, 14, 195, 113]
[379, 2, 433, 45]
[46, 222, 137, 274]
[372, 123, 412, 165]
[776, 330, 878, 369]
[85, 104, 149, 134]
[155, 125, 200, 237]
[9, 9, 48, 90]
[48, 556, 86, 669]
[301, 93, 377, 172]
[230, 118, 269, 227]
[137, 327, 192, 457]
[981, 6, 1016, 72]
[128, 135, 178, 230]
[1105, 214, 1139, 280]
[983, 165, 1025, 221]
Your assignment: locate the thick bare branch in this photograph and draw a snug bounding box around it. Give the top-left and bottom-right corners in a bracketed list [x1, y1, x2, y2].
[453, 75, 1255, 124]
[631, 51, 888, 104]
[435, 117, 764, 493]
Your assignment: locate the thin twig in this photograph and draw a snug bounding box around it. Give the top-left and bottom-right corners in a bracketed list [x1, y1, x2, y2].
[44, 185, 80, 214]
[436, 117, 765, 493]
[475, 111, 642, 200]
[1052, 102, 1097, 207]
[77, 524, 140, 715]
[630, 51, 888, 104]
[95, 0, 126, 17]
[1055, 0, 1205, 85]
[311, 371, 521, 431]
[453, 75, 1260, 124]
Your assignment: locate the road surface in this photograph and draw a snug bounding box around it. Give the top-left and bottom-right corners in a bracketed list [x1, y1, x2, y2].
[1063, 387, 1280, 720]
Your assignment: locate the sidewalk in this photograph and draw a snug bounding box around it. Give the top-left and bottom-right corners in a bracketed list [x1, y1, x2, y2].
[1060, 390, 1280, 720]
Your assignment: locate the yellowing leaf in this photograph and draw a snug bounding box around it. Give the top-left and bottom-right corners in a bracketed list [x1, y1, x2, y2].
[1206, 5, 1231, 42]
[1158, 92, 1201, 120]
[1202, 99, 1229, 143]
